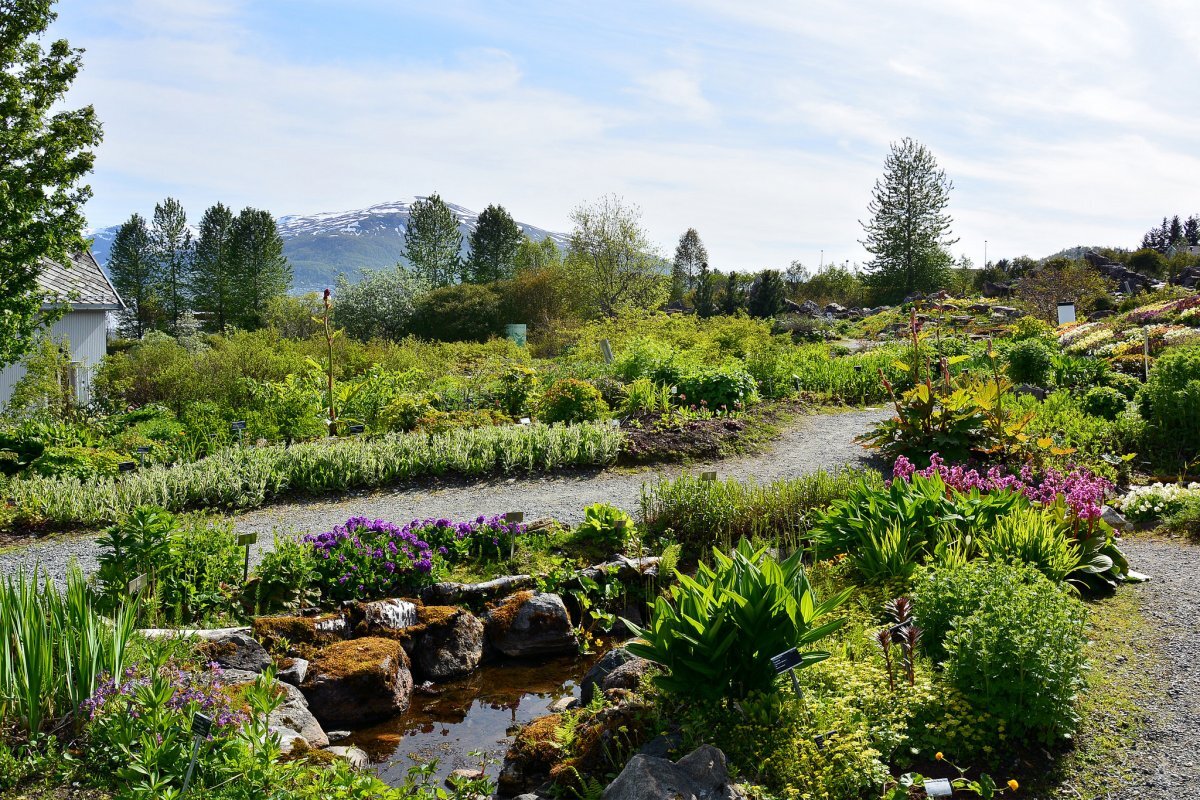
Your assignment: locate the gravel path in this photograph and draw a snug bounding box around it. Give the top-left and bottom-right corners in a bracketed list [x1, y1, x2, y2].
[0, 407, 889, 584]
[1118, 536, 1200, 799]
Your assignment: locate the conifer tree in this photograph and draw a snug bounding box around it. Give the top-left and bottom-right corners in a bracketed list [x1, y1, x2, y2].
[107, 213, 158, 338]
[191, 202, 237, 331]
[0, 0, 102, 367]
[151, 197, 193, 333]
[747, 269, 787, 318]
[721, 271, 744, 315]
[466, 204, 523, 283]
[670, 228, 708, 304]
[230, 207, 291, 330]
[404, 194, 462, 287]
[859, 138, 957, 302]
[694, 261, 717, 318]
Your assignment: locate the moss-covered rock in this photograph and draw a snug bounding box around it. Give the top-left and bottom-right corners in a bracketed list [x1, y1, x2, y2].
[485, 591, 577, 658]
[301, 637, 413, 727]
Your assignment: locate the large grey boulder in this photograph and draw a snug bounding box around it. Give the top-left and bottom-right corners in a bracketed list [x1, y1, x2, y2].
[301, 637, 413, 727]
[413, 608, 484, 681]
[199, 632, 271, 673]
[603, 745, 746, 800]
[580, 648, 637, 706]
[269, 681, 329, 748]
[485, 592, 577, 658]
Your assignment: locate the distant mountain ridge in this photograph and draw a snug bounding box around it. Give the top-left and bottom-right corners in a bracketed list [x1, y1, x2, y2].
[86, 197, 569, 292]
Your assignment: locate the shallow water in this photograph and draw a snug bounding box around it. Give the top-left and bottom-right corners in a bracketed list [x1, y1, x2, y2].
[347, 648, 606, 787]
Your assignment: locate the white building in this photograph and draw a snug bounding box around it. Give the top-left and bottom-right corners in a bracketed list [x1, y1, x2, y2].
[0, 250, 123, 409]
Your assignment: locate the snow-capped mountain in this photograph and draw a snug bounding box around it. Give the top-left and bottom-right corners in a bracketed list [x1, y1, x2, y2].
[87, 198, 568, 292]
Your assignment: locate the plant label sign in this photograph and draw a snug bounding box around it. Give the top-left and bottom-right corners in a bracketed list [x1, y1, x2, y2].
[127, 573, 148, 594]
[118, 461, 137, 472]
[230, 420, 247, 431]
[701, 470, 717, 482]
[347, 424, 365, 434]
[1056, 302, 1076, 325]
[770, 648, 804, 674]
[237, 533, 258, 547]
[505, 511, 525, 523]
[135, 446, 151, 454]
[519, 417, 531, 425]
[924, 778, 953, 797]
[191, 712, 214, 738]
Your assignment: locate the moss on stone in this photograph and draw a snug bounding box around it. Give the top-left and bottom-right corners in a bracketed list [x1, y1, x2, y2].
[307, 636, 409, 685]
[486, 590, 533, 637]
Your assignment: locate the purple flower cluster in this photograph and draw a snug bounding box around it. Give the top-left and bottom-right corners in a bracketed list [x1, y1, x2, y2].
[304, 517, 437, 600]
[892, 453, 1113, 521]
[417, 514, 529, 561]
[83, 663, 246, 731]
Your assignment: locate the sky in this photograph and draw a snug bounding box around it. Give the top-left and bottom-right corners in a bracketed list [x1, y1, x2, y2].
[51, 0, 1200, 270]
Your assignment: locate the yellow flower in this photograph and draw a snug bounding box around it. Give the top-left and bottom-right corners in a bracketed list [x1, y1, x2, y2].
[1008, 779, 1019, 791]
[935, 752, 944, 761]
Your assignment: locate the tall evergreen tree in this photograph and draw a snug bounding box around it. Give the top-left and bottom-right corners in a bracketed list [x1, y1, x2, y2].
[151, 197, 193, 333]
[694, 261, 716, 318]
[721, 271, 744, 315]
[465, 204, 523, 283]
[0, 0, 102, 368]
[404, 194, 462, 287]
[107, 214, 158, 338]
[191, 203, 237, 331]
[1185, 215, 1200, 247]
[669, 228, 708, 304]
[859, 137, 957, 302]
[230, 208, 291, 330]
[747, 269, 787, 318]
[1169, 215, 1185, 247]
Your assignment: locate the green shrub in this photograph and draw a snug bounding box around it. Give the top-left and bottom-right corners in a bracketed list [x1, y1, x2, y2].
[408, 283, 504, 343]
[641, 468, 873, 555]
[1005, 338, 1054, 386]
[575, 503, 635, 555]
[537, 378, 608, 424]
[675, 366, 758, 411]
[1080, 385, 1127, 420]
[1137, 344, 1200, 468]
[1009, 315, 1053, 341]
[377, 393, 436, 432]
[911, 562, 1087, 747]
[627, 540, 851, 701]
[1052, 352, 1111, 391]
[976, 505, 1081, 583]
[494, 364, 539, 417]
[30, 446, 124, 480]
[1103, 370, 1142, 401]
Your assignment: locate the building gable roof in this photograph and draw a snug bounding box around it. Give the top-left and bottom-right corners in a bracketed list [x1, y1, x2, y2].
[37, 250, 123, 311]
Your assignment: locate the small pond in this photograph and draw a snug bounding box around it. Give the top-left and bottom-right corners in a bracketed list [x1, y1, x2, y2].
[346, 647, 607, 787]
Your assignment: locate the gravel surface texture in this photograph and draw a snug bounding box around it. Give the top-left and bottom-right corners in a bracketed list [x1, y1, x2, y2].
[0, 407, 888, 584]
[1118, 536, 1200, 799]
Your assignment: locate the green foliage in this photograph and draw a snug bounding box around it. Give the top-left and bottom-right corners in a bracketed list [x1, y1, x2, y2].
[7, 336, 75, 420]
[1009, 315, 1053, 341]
[626, 540, 851, 701]
[465, 203, 523, 283]
[566, 195, 667, 316]
[95, 506, 175, 612]
[9, 422, 623, 528]
[812, 475, 1026, 583]
[109, 213, 160, 338]
[30, 446, 123, 480]
[333, 267, 427, 342]
[976, 505, 1082, 584]
[860, 138, 956, 302]
[0, 0, 100, 369]
[409, 282, 504, 343]
[404, 193, 463, 287]
[1080, 385, 1128, 421]
[0, 568, 135, 735]
[675, 366, 758, 411]
[251, 532, 319, 613]
[575, 503, 635, 554]
[537, 378, 608, 424]
[1136, 344, 1200, 468]
[641, 468, 874, 555]
[1004, 338, 1054, 386]
[1052, 352, 1111, 392]
[912, 562, 1088, 747]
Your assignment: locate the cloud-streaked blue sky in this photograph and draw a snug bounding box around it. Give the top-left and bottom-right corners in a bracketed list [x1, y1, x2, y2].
[54, 0, 1200, 269]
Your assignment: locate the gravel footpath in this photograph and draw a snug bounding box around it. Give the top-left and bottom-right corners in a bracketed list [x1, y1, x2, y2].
[0, 407, 889, 584]
[1117, 536, 1200, 799]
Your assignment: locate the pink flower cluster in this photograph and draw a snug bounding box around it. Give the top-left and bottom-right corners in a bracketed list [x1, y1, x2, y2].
[892, 453, 1112, 521]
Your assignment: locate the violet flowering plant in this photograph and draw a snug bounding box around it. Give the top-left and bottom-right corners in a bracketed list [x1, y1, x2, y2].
[412, 514, 529, 563]
[304, 516, 438, 601]
[891, 453, 1113, 523]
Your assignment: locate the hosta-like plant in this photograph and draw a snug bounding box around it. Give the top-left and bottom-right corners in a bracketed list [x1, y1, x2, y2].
[625, 539, 851, 701]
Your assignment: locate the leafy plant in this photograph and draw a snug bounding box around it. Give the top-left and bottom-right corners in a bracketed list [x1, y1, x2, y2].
[976, 505, 1082, 584]
[625, 539, 851, 701]
[1136, 344, 1200, 468]
[1080, 385, 1127, 420]
[911, 561, 1087, 746]
[575, 503, 636, 555]
[1004, 338, 1054, 386]
[95, 506, 175, 611]
[538, 378, 608, 424]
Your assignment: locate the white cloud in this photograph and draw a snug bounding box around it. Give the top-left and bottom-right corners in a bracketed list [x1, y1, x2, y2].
[54, 0, 1200, 270]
